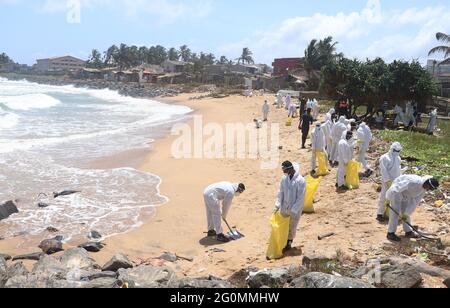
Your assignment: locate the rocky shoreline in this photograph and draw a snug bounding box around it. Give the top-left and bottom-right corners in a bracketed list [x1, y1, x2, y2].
[2, 247, 450, 288]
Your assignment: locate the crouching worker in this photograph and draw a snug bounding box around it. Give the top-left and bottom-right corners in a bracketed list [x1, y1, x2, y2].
[275, 161, 306, 253]
[386, 175, 439, 242]
[204, 182, 246, 243]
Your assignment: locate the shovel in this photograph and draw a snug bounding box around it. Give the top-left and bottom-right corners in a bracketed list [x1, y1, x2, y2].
[222, 217, 245, 241]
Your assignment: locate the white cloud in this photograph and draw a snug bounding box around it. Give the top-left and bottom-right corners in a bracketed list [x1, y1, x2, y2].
[219, 0, 450, 65]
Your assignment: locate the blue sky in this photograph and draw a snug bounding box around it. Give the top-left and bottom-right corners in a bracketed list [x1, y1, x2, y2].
[1, 0, 449, 65]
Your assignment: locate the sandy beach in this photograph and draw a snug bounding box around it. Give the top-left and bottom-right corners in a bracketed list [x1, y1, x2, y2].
[0, 93, 447, 281]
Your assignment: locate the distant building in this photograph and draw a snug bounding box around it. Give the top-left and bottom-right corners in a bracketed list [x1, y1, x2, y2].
[35, 56, 86, 72]
[162, 60, 191, 73]
[272, 58, 304, 76]
[427, 59, 450, 98]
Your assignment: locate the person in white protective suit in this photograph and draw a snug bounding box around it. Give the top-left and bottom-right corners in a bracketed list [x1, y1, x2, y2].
[276, 93, 283, 109]
[427, 108, 438, 135]
[312, 99, 320, 121]
[203, 182, 246, 242]
[275, 161, 306, 252]
[330, 116, 348, 165]
[356, 122, 373, 175]
[394, 104, 405, 126]
[386, 176, 439, 242]
[311, 123, 328, 173]
[285, 95, 291, 111]
[404, 101, 415, 127]
[336, 130, 354, 191]
[377, 142, 403, 223]
[288, 102, 297, 118]
[323, 109, 335, 152]
[262, 100, 270, 121]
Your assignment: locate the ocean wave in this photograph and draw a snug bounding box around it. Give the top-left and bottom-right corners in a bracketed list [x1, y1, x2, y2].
[0, 112, 20, 129]
[0, 93, 61, 111]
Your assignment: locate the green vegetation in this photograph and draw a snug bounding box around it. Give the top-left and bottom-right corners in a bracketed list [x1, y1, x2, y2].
[0, 52, 13, 64]
[375, 119, 450, 181]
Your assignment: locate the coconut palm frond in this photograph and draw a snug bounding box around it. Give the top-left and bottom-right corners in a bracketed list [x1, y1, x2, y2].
[436, 32, 450, 44]
[428, 46, 450, 56]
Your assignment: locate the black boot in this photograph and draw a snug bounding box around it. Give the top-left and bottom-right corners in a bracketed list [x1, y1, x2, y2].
[387, 233, 401, 242]
[376, 215, 385, 223]
[216, 233, 231, 243]
[207, 230, 217, 237]
[283, 240, 293, 253]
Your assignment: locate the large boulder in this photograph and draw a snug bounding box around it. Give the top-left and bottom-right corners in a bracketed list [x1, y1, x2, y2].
[290, 272, 373, 289]
[0, 257, 7, 288]
[173, 277, 233, 289]
[7, 262, 29, 277]
[5, 274, 78, 288]
[444, 278, 450, 288]
[82, 277, 120, 289]
[38, 239, 64, 255]
[247, 266, 299, 288]
[117, 266, 176, 288]
[81, 271, 117, 281]
[78, 242, 104, 253]
[59, 248, 98, 271]
[378, 264, 423, 288]
[88, 231, 102, 240]
[102, 254, 133, 272]
[32, 255, 67, 279]
[0, 201, 19, 221]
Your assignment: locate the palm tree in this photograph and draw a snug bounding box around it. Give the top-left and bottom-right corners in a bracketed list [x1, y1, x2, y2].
[428, 32, 450, 65]
[237, 48, 254, 65]
[179, 45, 192, 62]
[87, 49, 104, 68]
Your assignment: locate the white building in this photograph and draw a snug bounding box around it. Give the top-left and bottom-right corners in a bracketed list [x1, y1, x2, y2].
[35, 56, 86, 72]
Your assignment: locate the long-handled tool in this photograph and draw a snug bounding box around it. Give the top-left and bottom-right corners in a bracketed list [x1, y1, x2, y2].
[386, 204, 439, 241]
[222, 217, 245, 240]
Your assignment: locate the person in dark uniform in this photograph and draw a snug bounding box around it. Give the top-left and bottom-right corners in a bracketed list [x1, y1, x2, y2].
[299, 98, 307, 117]
[299, 108, 314, 149]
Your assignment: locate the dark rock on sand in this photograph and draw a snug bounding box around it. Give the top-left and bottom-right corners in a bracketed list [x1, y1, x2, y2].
[0, 201, 19, 221]
[46, 227, 59, 233]
[159, 252, 178, 262]
[378, 264, 423, 288]
[247, 266, 299, 288]
[12, 252, 43, 261]
[102, 254, 133, 272]
[53, 190, 80, 199]
[32, 255, 67, 279]
[78, 242, 104, 253]
[39, 239, 64, 255]
[88, 230, 102, 240]
[38, 203, 50, 208]
[81, 271, 117, 281]
[82, 277, 120, 289]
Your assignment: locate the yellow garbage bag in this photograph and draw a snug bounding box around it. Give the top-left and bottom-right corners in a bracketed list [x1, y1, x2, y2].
[266, 212, 290, 260]
[345, 159, 361, 189]
[303, 175, 322, 214]
[286, 116, 293, 126]
[316, 151, 329, 176]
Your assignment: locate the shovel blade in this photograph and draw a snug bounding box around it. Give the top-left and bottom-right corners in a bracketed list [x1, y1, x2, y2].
[227, 229, 245, 240]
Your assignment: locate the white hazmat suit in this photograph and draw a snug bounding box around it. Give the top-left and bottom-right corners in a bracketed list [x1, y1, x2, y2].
[312, 99, 320, 120]
[427, 109, 438, 134]
[204, 182, 240, 235]
[276, 164, 306, 241]
[311, 125, 327, 171]
[378, 142, 403, 216]
[330, 116, 348, 163]
[356, 123, 373, 171]
[394, 105, 404, 126]
[262, 101, 270, 121]
[386, 175, 429, 234]
[285, 95, 291, 111]
[337, 132, 353, 187]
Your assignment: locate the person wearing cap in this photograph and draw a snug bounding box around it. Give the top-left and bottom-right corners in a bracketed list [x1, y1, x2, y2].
[377, 142, 404, 222]
[311, 122, 328, 174]
[275, 161, 306, 252]
[336, 130, 354, 191]
[262, 100, 270, 122]
[203, 182, 246, 243]
[386, 175, 439, 242]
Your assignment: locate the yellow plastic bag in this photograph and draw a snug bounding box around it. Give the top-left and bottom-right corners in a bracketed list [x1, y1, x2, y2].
[266, 212, 290, 260]
[286, 116, 293, 126]
[316, 151, 329, 176]
[345, 159, 361, 189]
[303, 175, 322, 214]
